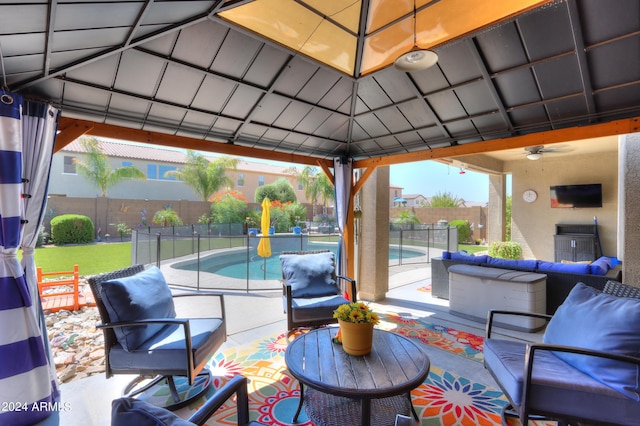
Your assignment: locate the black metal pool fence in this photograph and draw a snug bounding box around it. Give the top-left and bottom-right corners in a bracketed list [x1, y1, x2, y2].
[131, 224, 458, 290]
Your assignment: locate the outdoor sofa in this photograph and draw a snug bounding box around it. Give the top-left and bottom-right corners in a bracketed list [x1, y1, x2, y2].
[431, 251, 622, 314]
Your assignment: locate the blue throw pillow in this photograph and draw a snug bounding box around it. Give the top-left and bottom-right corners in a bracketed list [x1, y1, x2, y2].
[100, 266, 176, 352]
[280, 252, 339, 298]
[590, 256, 612, 275]
[442, 251, 452, 259]
[450, 251, 487, 264]
[112, 397, 191, 425]
[537, 260, 590, 275]
[543, 283, 640, 400]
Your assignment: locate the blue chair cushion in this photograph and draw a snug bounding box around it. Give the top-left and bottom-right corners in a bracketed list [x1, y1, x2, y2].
[100, 266, 177, 352]
[543, 282, 640, 400]
[484, 338, 640, 424]
[290, 294, 351, 322]
[111, 397, 191, 425]
[280, 252, 339, 298]
[486, 257, 537, 270]
[536, 260, 590, 275]
[109, 318, 225, 372]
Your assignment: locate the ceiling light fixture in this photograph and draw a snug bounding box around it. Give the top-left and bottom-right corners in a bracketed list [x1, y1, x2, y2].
[526, 152, 543, 160]
[394, 1, 438, 72]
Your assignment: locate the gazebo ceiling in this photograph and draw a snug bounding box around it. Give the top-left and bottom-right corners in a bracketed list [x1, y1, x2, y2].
[2, 0, 639, 167]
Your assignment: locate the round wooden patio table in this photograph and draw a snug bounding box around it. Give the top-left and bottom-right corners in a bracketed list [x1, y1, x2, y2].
[285, 327, 430, 426]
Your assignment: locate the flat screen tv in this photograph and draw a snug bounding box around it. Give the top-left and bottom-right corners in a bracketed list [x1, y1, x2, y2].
[550, 183, 602, 208]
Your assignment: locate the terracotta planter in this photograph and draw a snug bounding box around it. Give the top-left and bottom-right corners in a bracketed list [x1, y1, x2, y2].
[338, 319, 374, 356]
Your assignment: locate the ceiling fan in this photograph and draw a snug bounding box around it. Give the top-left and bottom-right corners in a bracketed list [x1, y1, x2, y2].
[524, 145, 570, 160]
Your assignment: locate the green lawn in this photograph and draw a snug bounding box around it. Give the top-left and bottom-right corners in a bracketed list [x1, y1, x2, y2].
[34, 243, 132, 276]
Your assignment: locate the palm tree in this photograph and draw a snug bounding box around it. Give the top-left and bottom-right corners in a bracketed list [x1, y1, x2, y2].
[287, 166, 328, 217]
[427, 191, 463, 207]
[316, 173, 335, 215]
[165, 151, 238, 201]
[74, 137, 145, 196]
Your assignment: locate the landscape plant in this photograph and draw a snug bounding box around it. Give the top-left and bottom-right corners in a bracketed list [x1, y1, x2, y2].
[152, 208, 183, 226]
[449, 219, 471, 243]
[392, 210, 420, 225]
[255, 177, 297, 204]
[50, 214, 95, 245]
[164, 151, 238, 201]
[210, 191, 250, 224]
[488, 241, 522, 259]
[74, 137, 145, 196]
[427, 191, 463, 207]
[115, 223, 131, 241]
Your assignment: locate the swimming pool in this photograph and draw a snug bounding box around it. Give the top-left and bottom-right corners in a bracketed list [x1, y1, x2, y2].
[172, 243, 425, 280]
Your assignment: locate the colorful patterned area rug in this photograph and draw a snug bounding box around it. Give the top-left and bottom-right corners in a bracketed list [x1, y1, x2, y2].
[152, 314, 552, 425]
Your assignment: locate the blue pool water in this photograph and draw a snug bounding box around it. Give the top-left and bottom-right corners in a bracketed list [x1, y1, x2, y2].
[172, 244, 424, 280]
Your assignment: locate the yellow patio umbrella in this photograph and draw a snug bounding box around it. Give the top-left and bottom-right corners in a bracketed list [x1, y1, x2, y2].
[257, 197, 271, 257]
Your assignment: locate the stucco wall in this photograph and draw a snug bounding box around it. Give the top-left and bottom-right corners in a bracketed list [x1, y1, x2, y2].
[507, 151, 618, 261]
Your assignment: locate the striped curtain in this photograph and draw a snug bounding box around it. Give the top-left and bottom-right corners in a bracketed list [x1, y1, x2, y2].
[0, 90, 59, 425]
[333, 157, 352, 279]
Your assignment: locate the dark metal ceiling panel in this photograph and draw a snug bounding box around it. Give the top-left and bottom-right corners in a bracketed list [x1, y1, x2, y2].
[579, 0, 639, 45]
[172, 22, 227, 68]
[373, 108, 413, 134]
[192, 75, 237, 112]
[317, 78, 353, 112]
[222, 85, 263, 118]
[244, 46, 290, 87]
[353, 113, 390, 139]
[493, 68, 541, 109]
[426, 91, 467, 122]
[114, 51, 165, 96]
[55, 3, 142, 30]
[533, 56, 583, 99]
[155, 65, 204, 105]
[397, 100, 437, 129]
[589, 37, 640, 89]
[454, 81, 499, 116]
[210, 30, 262, 78]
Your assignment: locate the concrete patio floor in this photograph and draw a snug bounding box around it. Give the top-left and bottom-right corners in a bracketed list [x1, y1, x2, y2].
[56, 263, 542, 425]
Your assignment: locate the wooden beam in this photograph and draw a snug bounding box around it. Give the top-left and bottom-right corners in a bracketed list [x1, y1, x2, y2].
[353, 166, 376, 196]
[353, 116, 640, 169]
[56, 117, 335, 168]
[54, 119, 93, 152]
[318, 160, 335, 187]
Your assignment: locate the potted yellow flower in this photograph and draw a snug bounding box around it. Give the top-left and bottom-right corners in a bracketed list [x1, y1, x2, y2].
[333, 302, 380, 355]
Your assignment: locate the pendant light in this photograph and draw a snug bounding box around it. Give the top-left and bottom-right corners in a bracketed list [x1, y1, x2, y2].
[394, 0, 438, 72]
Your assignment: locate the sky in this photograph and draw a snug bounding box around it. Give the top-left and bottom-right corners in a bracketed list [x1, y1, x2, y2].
[390, 161, 508, 204]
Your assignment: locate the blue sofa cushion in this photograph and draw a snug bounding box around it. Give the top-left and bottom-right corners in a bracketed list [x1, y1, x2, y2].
[590, 256, 612, 275]
[280, 252, 339, 298]
[537, 260, 590, 275]
[543, 282, 640, 400]
[486, 257, 537, 270]
[442, 251, 452, 259]
[100, 266, 177, 352]
[112, 397, 191, 425]
[450, 251, 488, 264]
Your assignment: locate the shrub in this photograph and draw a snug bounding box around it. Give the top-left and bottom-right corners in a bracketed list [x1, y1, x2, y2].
[115, 223, 131, 241]
[211, 192, 249, 224]
[152, 208, 183, 226]
[489, 241, 522, 260]
[50, 214, 95, 245]
[449, 219, 471, 243]
[36, 225, 49, 247]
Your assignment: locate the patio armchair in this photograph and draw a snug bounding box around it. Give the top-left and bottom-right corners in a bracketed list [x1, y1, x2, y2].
[280, 250, 356, 338]
[484, 282, 640, 425]
[111, 375, 265, 425]
[88, 264, 227, 410]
